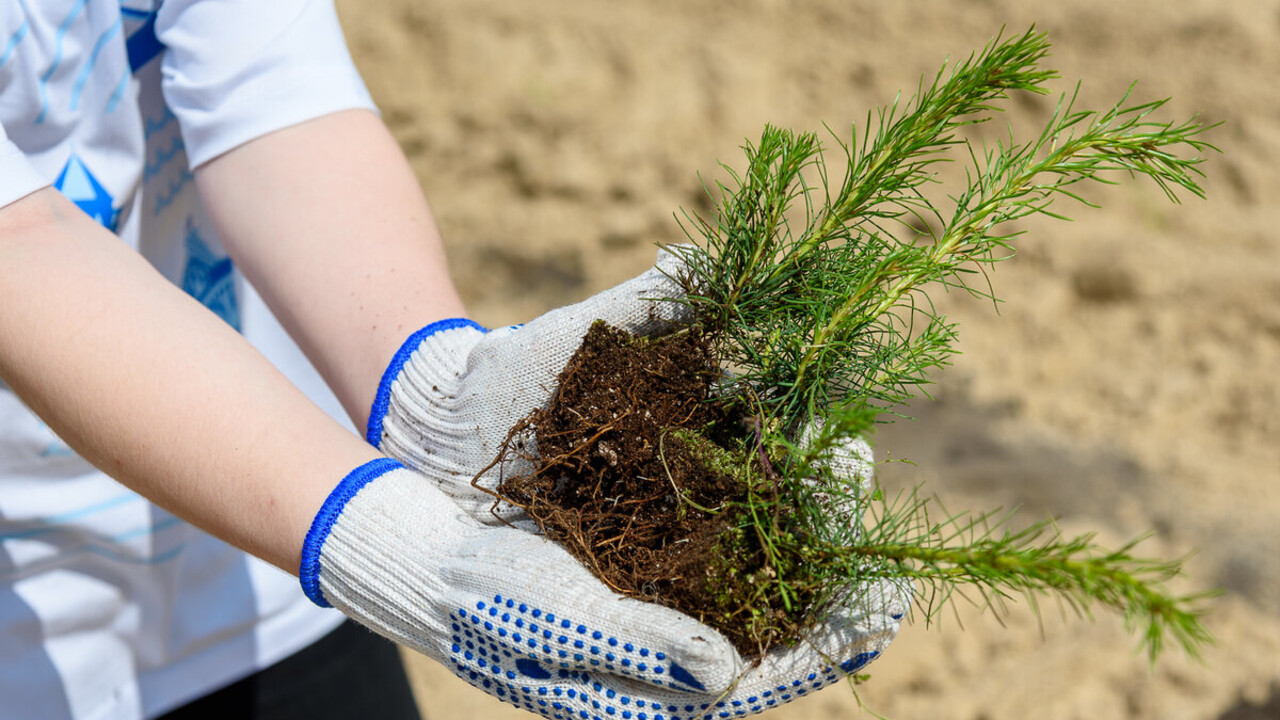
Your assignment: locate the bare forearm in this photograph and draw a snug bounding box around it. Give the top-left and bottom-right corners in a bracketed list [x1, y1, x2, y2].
[0, 188, 382, 573]
[195, 109, 468, 433]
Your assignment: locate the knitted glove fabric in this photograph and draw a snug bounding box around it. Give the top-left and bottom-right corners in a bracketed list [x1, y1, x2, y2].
[302, 459, 909, 720]
[367, 247, 693, 522]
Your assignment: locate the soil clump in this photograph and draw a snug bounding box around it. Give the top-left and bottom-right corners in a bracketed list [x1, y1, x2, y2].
[485, 321, 795, 656]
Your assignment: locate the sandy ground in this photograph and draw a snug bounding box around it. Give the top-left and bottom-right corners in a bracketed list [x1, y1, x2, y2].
[334, 2, 1280, 718]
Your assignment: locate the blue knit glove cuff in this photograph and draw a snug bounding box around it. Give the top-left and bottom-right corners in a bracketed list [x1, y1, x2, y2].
[299, 456, 406, 607]
[366, 318, 488, 447]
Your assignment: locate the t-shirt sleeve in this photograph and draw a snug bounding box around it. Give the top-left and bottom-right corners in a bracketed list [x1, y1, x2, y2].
[156, 0, 378, 169]
[0, 122, 51, 210]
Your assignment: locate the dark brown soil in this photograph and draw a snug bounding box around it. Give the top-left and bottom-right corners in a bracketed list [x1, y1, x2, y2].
[481, 321, 797, 656]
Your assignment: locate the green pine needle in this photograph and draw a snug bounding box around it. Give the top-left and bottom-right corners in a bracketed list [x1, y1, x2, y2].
[663, 26, 1217, 662]
[846, 489, 1217, 663]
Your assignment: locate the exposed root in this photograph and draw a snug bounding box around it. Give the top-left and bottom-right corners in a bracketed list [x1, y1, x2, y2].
[477, 321, 805, 655]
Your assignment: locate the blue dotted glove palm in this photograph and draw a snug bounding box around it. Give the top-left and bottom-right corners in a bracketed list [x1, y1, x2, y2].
[303, 459, 908, 720]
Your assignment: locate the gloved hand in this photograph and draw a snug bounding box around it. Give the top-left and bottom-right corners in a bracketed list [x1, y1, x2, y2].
[366, 247, 693, 523]
[301, 457, 909, 720]
[351, 246, 911, 715]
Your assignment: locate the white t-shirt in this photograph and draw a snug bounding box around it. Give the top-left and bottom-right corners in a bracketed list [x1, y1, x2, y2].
[0, 2, 378, 718]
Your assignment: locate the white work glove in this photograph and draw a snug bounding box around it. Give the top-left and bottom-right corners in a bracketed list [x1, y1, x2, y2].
[351, 246, 910, 716]
[366, 247, 694, 523]
[302, 458, 909, 720]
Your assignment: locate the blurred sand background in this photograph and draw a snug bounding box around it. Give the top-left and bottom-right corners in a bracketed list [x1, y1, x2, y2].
[334, 1, 1280, 718]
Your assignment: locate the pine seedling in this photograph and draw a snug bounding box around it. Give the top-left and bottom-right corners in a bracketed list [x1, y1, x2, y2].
[662, 27, 1217, 661]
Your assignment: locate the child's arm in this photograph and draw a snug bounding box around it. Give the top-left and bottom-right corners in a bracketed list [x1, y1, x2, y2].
[193, 108, 468, 432]
[0, 186, 382, 574]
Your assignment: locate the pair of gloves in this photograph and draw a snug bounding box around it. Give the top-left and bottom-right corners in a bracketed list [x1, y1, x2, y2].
[299, 249, 910, 719]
